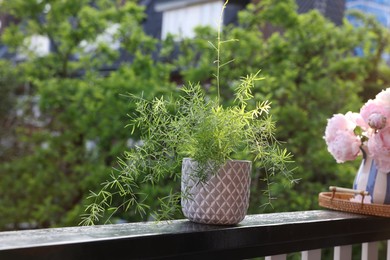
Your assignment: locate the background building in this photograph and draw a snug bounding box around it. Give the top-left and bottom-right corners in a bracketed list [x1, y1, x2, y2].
[345, 0, 390, 61]
[297, 0, 346, 25]
[0, 0, 348, 61]
[346, 0, 390, 27]
[146, 0, 346, 40]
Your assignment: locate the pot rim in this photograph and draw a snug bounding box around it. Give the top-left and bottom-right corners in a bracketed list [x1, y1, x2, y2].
[182, 157, 252, 163]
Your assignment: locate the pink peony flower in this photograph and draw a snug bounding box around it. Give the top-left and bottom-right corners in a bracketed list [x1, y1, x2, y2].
[326, 130, 361, 163]
[367, 127, 390, 172]
[360, 99, 390, 126]
[324, 113, 362, 163]
[345, 111, 368, 130]
[324, 113, 357, 143]
[375, 88, 390, 106]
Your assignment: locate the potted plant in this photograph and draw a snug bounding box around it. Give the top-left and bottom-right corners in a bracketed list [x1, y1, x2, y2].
[81, 1, 295, 226]
[324, 88, 390, 204]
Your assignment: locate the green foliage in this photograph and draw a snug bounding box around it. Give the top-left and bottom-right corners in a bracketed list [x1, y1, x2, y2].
[0, 60, 23, 144]
[81, 72, 295, 225]
[81, 3, 295, 224]
[1, 0, 147, 77]
[0, 0, 174, 230]
[0, 61, 15, 116]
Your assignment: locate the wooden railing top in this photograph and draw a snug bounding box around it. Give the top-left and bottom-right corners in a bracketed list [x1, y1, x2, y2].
[1, 210, 390, 259]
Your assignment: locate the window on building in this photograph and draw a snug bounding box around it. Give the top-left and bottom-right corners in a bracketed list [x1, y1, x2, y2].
[15, 35, 50, 60]
[79, 23, 120, 53]
[159, 0, 223, 39]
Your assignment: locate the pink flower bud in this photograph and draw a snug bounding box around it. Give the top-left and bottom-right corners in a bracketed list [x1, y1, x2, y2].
[368, 113, 387, 130]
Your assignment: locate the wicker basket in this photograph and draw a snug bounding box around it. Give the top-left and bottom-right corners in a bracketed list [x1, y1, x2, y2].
[319, 187, 390, 218]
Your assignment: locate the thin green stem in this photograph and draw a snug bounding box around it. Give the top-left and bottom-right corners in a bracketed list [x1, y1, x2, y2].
[216, 0, 229, 105]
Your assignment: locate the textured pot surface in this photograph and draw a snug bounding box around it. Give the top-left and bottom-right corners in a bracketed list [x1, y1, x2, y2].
[181, 158, 251, 225]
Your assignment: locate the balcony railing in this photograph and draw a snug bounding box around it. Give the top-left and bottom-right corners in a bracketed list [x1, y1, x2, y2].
[0, 210, 390, 259]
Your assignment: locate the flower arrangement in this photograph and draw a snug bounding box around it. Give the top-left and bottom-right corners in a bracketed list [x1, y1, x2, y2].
[324, 88, 390, 172]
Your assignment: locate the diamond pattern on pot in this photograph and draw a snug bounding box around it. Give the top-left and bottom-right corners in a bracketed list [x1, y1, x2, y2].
[181, 158, 251, 225]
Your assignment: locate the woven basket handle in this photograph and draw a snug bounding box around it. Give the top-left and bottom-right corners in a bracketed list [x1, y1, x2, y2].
[329, 186, 369, 196]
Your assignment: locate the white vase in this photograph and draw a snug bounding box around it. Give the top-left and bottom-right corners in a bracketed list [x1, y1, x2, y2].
[353, 148, 390, 204]
[181, 158, 251, 225]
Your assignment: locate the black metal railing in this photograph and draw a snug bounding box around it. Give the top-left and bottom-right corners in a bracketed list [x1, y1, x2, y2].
[0, 210, 389, 260]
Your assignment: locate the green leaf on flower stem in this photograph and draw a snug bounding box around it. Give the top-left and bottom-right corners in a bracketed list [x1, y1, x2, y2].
[354, 126, 363, 136]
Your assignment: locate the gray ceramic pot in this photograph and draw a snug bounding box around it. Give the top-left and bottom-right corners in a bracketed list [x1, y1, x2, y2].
[181, 158, 252, 225]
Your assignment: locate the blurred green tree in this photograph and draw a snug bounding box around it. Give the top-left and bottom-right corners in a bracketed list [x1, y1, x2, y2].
[0, 0, 176, 229]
